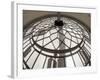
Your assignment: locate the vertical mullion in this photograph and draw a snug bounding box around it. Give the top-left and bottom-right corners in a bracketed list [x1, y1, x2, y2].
[78, 52, 84, 66]
[70, 36, 76, 67]
[67, 26, 76, 67]
[31, 53, 40, 69]
[31, 33, 41, 69]
[74, 33, 84, 66]
[26, 50, 35, 63]
[81, 48, 90, 62]
[42, 56, 47, 68]
[79, 50, 87, 65]
[82, 46, 91, 56]
[26, 36, 39, 63]
[63, 57, 66, 67]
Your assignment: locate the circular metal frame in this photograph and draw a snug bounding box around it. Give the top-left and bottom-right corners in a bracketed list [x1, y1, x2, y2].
[24, 14, 89, 58]
[23, 14, 91, 69]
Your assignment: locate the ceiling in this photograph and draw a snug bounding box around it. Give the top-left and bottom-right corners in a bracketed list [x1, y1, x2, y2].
[23, 10, 91, 29]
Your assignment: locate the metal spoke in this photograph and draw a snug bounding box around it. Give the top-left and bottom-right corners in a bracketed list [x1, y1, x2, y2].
[70, 36, 76, 67]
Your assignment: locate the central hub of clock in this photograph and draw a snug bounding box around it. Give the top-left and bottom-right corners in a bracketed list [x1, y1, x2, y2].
[54, 20, 64, 27]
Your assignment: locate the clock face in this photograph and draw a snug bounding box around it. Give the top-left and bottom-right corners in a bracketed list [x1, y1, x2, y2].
[23, 13, 91, 69]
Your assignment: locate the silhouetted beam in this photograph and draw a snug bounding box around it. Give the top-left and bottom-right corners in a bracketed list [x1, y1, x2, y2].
[47, 58, 52, 68]
[53, 60, 57, 68]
